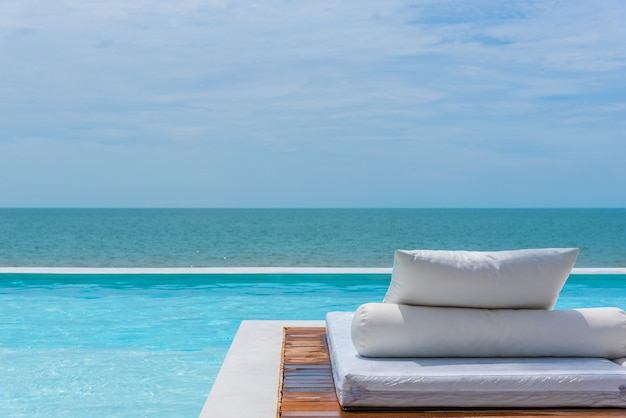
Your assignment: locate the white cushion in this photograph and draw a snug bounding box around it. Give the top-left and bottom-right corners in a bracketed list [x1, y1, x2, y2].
[614, 357, 626, 367]
[383, 248, 579, 309]
[328, 312, 626, 409]
[351, 302, 626, 358]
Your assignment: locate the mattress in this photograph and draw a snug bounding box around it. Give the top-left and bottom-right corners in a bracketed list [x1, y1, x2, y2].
[326, 312, 626, 410]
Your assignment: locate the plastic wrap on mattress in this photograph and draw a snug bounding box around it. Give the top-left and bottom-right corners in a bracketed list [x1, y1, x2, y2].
[326, 312, 626, 410]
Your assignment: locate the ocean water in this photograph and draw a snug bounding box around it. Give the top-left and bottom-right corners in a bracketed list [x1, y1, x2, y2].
[1, 208, 625, 267]
[1, 209, 625, 417]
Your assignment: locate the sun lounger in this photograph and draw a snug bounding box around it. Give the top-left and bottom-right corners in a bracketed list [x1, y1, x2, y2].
[326, 311, 626, 410]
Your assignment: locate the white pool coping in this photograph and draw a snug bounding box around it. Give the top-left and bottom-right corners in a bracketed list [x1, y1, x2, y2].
[198, 320, 324, 418]
[0, 267, 625, 274]
[0, 267, 391, 274]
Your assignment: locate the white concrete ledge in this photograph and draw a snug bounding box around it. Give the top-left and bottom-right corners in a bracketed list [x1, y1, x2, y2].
[571, 268, 626, 274]
[198, 320, 324, 418]
[0, 267, 392, 274]
[0, 267, 624, 274]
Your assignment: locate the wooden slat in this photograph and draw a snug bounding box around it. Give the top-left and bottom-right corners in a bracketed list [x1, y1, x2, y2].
[277, 327, 626, 418]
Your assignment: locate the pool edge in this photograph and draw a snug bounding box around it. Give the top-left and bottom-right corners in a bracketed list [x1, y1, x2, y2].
[198, 319, 324, 418]
[0, 267, 624, 274]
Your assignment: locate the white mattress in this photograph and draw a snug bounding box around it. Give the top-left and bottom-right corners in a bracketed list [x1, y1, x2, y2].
[326, 312, 626, 410]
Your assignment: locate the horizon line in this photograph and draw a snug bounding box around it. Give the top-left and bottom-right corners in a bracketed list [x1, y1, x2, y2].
[1, 207, 625, 210]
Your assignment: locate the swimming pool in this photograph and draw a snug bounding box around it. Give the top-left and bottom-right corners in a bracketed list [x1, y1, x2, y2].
[1, 270, 625, 417]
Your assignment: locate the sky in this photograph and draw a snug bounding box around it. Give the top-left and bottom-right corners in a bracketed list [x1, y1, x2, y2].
[1, 0, 625, 208]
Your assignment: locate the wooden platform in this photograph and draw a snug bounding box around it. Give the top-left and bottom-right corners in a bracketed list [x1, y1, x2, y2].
[277, 327, 626, 418]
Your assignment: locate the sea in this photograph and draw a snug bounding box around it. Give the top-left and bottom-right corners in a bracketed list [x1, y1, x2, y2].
[1, 208, 625, 267]
[1, 208, 625, 417]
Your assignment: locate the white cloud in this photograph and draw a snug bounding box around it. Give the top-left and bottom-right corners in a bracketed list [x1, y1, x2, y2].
[0, 0, 625, 207]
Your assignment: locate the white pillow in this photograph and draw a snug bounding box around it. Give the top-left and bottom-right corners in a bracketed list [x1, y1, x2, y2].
[351, 302, 626, 358]
[383, 248, 579, 309]
[614, 358, 626, 367]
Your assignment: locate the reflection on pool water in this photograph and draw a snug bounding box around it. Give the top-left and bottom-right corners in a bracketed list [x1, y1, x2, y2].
[1, 272, 625, 417]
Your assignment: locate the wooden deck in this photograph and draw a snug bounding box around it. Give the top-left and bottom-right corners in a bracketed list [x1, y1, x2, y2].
[277, 327, 626, 418]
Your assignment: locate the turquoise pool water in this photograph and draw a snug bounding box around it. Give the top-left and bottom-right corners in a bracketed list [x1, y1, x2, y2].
[1, 272, 625, 417]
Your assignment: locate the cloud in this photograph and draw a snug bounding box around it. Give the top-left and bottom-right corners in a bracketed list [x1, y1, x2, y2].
[0, 0, 625, 207]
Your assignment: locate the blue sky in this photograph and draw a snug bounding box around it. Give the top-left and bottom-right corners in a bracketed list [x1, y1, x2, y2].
[1, 0, 625, 208]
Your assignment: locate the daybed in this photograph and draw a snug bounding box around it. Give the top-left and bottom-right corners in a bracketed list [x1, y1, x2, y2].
[326, 248, 626, 410]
